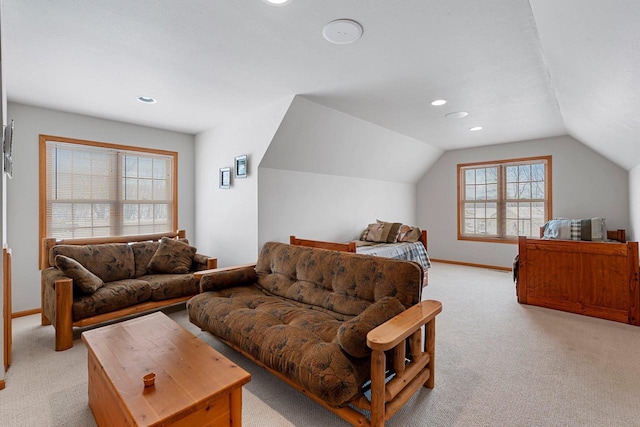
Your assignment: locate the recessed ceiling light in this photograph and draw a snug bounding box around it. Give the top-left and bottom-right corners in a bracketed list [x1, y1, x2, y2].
[137, 96, 157, 104]
[446, 111, 468, 119]
[431, 99, 447, 106]
[263, 0, 291, 5]
[322, 19, 363, 44]
[469, 126, 483, 131]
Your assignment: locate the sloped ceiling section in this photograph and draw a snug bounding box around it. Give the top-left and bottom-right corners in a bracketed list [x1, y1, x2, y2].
[3, 0, 566, 152]
[531, 0, 640, 170]
[260, 96, 443, 184]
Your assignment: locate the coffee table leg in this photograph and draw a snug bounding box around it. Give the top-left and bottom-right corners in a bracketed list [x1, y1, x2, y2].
[229, 387, 243, 426]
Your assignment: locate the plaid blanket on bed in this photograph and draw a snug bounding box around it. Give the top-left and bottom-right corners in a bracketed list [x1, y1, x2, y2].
[356, 241, 431, 270]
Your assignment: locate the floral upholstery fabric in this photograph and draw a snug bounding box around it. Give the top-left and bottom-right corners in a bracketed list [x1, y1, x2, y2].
[192, 253, 211, 271]
[50, 243, 135, 283]
[54, 255, 105, 295]
[187, 242, 423, 408]
[72, 279, 151, 321]
[255, 242, 422, 315]
[139, 273, 199, 301]
[337, 296, 406, 358]
[43, 238, 212, 322]
[187, 285, 369, 407]
[200, 266, 258, 292]
[130, 241, 160, 277]
[147, 237, 197, 274]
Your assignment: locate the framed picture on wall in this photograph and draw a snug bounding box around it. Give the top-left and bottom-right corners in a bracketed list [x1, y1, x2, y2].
[219, 167, 231, 189]
[235, 155, 247, 179]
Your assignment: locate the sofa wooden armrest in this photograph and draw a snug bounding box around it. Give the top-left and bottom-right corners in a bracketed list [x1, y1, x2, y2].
[366, 300, 442, 427]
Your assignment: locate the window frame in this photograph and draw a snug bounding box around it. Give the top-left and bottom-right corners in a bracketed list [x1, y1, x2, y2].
[457, 155, 552, 244]
[39, 134, 179, 245]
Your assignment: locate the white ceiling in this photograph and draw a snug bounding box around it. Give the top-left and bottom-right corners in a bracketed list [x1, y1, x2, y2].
[2, 1, 639, 168]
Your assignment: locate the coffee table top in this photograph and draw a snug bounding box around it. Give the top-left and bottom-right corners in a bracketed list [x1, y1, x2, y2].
[82, 311, 251, 425]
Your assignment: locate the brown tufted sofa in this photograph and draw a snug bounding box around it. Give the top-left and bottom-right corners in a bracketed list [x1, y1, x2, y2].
[187, 242, 442, 427]
[40, 230, 217, 351]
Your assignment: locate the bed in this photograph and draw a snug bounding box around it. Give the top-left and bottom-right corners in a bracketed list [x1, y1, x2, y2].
[290, 228, 431, 286]
[516, 226, 639, 325]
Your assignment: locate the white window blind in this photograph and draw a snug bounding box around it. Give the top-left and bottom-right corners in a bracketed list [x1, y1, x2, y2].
[44, 139, 176, 239]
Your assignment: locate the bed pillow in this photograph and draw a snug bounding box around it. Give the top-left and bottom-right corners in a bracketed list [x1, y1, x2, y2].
[398, 224, 422, 243]
[54, 254, 105, 295]
[376, 220, 402, 243]
[147, 237, 197, 274]
[361, 221, 401, 243]
[543, 217, 606, 241]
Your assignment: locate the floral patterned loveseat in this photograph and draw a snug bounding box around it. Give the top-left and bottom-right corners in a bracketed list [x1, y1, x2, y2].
[187, 242, 442, 427]
[40, 230, 216, 351]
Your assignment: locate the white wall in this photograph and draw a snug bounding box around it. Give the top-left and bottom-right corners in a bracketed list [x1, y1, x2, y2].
[417, 135, 629, 268]
[1, 22, 5, 382]
[257, 96, 441, 250]
[6, 102, 196, 312]
[629, 163, 640, 241]
[194, 97, 293, 267]
[258, 168, 416, 246]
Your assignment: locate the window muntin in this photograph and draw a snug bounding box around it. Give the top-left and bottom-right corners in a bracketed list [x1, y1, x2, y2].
[40, 135, 178, 240]
[458, 156, 551, 242]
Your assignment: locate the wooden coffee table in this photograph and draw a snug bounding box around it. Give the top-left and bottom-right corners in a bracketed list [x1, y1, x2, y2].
[81, 312, 251, 426]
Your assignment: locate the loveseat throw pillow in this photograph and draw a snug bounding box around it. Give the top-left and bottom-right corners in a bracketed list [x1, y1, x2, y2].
[54, 254, 105, 295]
[147, 236, 197, 274]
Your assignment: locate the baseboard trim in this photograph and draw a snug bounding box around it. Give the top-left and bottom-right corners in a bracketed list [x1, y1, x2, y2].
[431, 258, 512, 272]
[12, 308, 41, 319]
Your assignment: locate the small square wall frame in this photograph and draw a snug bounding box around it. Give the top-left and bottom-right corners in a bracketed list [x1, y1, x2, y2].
[219, 167, 231, 189]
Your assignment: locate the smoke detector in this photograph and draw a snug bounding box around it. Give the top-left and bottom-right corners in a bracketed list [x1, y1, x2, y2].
[322, 19, 363, 44]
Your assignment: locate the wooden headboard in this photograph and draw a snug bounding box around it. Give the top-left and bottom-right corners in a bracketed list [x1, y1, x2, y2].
[289, 236, 356, 252]
[290, 230, 428, 252]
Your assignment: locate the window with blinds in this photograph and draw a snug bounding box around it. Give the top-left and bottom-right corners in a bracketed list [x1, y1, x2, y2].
[457, 156, 551, 242]
[40, 135, 178, 239]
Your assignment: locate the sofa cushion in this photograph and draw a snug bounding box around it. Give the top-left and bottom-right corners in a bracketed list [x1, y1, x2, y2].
[187, 285, 368, 407]
[72, 279, 151, 321]
[376, 220, 403, 243]
[139, 273, 199, 301]
[147, 237, 196, 274]
[130, 241, 160, 277]
[50, 243, 135, 283]
[255, 242, 422, 317]
[54, 255, 104, 295]
[131, 238, 192, 277]
[337, 296, 406, 358]
[361, 220, 403, 243]
[200, 266, 258, 292]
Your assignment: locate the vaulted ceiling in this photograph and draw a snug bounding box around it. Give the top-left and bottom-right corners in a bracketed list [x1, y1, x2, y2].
[2, 1, 639, 168]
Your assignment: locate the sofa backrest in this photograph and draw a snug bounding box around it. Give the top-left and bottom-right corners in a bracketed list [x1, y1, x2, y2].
[255, 242, 422, 317]
[50, 243, 135, 283]
[130, 241, 160, 277]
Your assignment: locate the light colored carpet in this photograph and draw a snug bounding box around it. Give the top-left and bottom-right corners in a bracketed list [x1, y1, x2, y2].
[2, 262, 640, 426]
